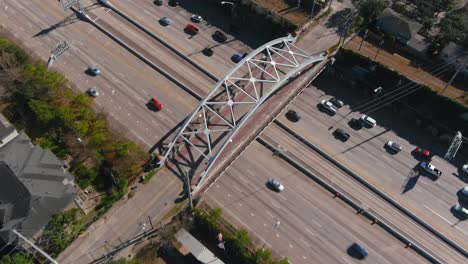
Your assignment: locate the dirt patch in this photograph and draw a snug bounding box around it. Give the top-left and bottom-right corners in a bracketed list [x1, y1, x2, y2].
[253, 0, 310, 25]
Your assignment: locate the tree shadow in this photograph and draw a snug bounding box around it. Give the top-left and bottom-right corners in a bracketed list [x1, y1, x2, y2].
[325, 8, 354, 36]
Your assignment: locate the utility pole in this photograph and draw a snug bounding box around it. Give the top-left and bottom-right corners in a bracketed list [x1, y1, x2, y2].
[374, 40, 384, 60]
[358, 30, 368, 51]
[442, 59, 466, 95]
[12, 230, 58, 264]
[311, 0, 316, 17]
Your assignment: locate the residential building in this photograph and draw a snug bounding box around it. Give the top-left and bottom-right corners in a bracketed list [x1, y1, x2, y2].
[377, 8, 422, 44]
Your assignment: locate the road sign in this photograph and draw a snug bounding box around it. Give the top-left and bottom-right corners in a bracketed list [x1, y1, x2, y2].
[51, 40, 71, 57]
[60, 0, 80, 10]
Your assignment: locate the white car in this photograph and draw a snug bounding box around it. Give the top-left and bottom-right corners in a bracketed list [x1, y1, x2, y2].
[386, 140, 402, 153]
[268, 178, 284, 192]
[360, 114, 376, 127]
[453, 204, 468, 216]
[191, 14, 203, 22]
[462, 164, 468, 174]
[160, 16, 172, 25]
[320, 100, 337, 114]
[87, 87, 99, 97]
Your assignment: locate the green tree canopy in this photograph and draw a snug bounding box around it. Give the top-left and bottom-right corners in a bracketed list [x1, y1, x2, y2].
[0, 253, 33, 264]
[28, 99, 56, 124]
[358, 0, 386, 21]
[438, 9, 468, 46]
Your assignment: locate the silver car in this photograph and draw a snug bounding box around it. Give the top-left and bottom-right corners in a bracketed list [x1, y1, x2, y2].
[386, 140, 402, 153]
[160, 16, 171, 25]
[87, 87, 99, 97]
[88, 64, 100, 76]
[268, 178, 284, 192]
[191, 14, 203, 23]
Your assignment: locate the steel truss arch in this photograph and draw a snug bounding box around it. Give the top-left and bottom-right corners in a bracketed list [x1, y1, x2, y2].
[158, 36, 327, 187]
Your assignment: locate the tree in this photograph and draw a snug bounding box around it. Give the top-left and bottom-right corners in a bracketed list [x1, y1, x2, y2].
[358, 0, 386, 22]
[28, 99, 56, 124]
[252, 248, 273, 264]
[437, 9, 468, 46]
[18, 62, 63, 101]
[0, 51, 23, 88]
[0, 39, 29, 65]
[0, 253, 33, 264]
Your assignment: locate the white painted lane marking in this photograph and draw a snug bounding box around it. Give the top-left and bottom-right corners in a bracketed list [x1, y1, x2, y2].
[310, 218, 322, 228]
[239, 176, 248, 183]
[265, 210, 274, 218]
[247, 169, 255, 176]
[289, 244, 293, 248]
[342, 257, 352, 264]
[300, 238, 310, 247]
[233, 185, 242, 192]
[271, 201, 280, 209]
[305, 227, 315, 236]
[279, 194, 287, 201]
[423, 205, 452, 225]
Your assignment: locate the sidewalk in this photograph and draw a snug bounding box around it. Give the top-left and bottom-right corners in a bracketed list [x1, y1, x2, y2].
[345, 36, 467, 105]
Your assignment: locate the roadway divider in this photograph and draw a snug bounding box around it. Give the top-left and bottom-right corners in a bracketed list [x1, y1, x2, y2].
[98, 0, 220, 82]
[71, 7, 203, 101]
[273, 119, 468, 258]
[256, 137, 443, 264]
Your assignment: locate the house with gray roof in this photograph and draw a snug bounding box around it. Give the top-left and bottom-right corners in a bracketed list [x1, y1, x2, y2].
[439, 42, 468, 76]
[377, 8, 422, 44]
[0, 125, 76, 246]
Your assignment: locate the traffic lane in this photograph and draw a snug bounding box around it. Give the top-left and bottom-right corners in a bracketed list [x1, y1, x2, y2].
[111, 0, 251, 79]
[85, 2, 217, 94]
[57, 168, 183, 264]
[263, 124, 467, 263]
[206, 142, 428, 264]
[2, 0, 198, 149]
[277, 82, 468, 244]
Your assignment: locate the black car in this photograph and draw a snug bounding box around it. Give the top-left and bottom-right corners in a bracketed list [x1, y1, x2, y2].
[202, 48, 214, 57]
[168, 0, 178, 6]
[329, 97, 344, 108]
[286, 110, 301, 122]
[333, 128, 350, 142]
[348, 118, 362, 129]
[213, 30, 227, 42]
[153, 0, 163, 6]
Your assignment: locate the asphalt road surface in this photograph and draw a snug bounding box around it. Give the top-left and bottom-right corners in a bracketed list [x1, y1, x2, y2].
[205, 142, 429, 264]
[276, 77, 468, 250]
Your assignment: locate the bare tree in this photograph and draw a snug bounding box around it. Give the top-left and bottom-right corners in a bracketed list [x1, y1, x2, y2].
[0, 51, 23, 90]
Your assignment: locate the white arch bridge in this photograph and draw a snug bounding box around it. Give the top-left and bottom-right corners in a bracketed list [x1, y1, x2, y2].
[157, 36, 329, 189]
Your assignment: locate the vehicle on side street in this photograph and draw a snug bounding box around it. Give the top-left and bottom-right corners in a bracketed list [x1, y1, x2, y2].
[202, 47, 214, 57]
[87, 87, 99, 97]
[213, 30, 227, 42]
[231, 54, 243, 63]
[286, 110, 301, 122]
[360, 114, 376, 128]
[160, 17, 171, 25]
[452, 204, 468, 217]
[185, 24, 199, 35]
[329, 97, 344, 108]
[348, 243, 368, 259]
[319, 100, 337, 115]
[420, 161, 442, 179]
[88, 64, 100, 76]
[413, 147, 430, 160]
[191, 14, 203, 23]
[168, 0, 178, 6]
[385, 140, 402, 153]
[150, 98, 163, 111]
[268, 178, 284, 192]
[333, 128, 350, 142]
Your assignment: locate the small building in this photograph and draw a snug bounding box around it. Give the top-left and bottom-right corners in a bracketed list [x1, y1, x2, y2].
[377, 8, 422, 44]
[175, 229, 224, 264]
[0, 121, 76, 246]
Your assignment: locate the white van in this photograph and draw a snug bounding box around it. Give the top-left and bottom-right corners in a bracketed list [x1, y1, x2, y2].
[360, 115, 376, 127]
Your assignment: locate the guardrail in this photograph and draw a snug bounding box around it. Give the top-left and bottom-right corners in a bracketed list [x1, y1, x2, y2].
[71, 7, 202, 101]
[273, 120, 468, 258]
[256, 137, 443, 264]
[98, 0, 219, 83]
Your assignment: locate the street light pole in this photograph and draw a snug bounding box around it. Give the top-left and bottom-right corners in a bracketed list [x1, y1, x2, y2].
[358, 30, 368, 51]
[374, 40, 384, 60]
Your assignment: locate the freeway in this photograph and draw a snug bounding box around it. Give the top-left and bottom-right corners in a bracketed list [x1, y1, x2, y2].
[276, 77, 468, 249]
[258, 122, 467, 263]
[205, 142, 429, 264]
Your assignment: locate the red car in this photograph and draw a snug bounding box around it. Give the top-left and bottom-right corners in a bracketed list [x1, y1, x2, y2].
[150, 98, 163, 111]
[185, 24, 199, 35]
[413, 147, 430, 160]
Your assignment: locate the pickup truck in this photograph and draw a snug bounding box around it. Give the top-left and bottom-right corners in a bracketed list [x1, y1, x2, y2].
[420, 161, 442, 179]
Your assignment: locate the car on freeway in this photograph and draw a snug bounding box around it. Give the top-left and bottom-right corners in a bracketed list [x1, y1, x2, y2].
[348, 243, 368, 260]
[319, 100, 337, 115]
[231, 54, 243, 63]
[360, 114, 376, 128]
[185, 24, 199, 35]
[153, 0, 163, 6]
[268, 178, 284, 192]
[87, 87, 99, 97]
[168, 0, 178, 6]
[88, 64, 100, 76]
[348, 118, 362, 129]
[286, 110, 301, 122]
[213, 30, 227, 42]
[329, 97, 344, 108]
[160, 17, 171, 25]
[385, 140, 402, 153]
[413, 147, 430, 160]
[452, 204, 468, 217]
[191, 14, 203, 23]
[459, 186, 468, 200]
[419, 161, 442, 179]
[333, 128, 350, 142]
[150, 98, 163, 111]
[202, 47, 214, 57]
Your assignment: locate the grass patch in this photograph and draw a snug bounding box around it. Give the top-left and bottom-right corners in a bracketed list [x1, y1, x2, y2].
[142, 167, 161, 184]
[162, 201, 187, 222]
